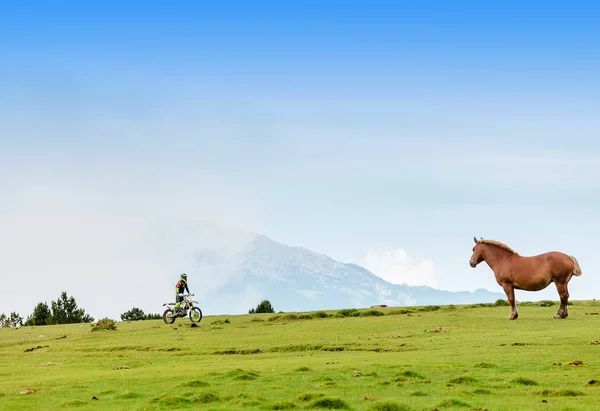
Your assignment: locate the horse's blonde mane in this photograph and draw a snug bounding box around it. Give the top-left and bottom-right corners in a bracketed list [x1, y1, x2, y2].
[479, 239, 519, 255]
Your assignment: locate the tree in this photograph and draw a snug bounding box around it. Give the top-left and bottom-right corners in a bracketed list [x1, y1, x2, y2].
[248, 299, 275, 314]
[2, 312, 23, 327]
[25, 302, 52, 326]
[50, 291, 94, 324]
[120, 307, 146, 321]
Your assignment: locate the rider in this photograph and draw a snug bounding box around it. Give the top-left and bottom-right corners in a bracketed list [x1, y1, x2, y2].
[174, 273, 190, 314]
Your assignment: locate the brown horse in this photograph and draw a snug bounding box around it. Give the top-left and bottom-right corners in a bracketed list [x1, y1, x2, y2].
[469, 237, 582, 320]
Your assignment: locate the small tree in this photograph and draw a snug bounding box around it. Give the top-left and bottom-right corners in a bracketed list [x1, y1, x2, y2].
[7, 312, 23, 327]
[145, 313, 162, 320]
[25, 302, 52, 326]
[0, 313, 7, 327]
[248, 299, 275, 314]
[50, 291, 94, 324]
[120, 307, 146, 321]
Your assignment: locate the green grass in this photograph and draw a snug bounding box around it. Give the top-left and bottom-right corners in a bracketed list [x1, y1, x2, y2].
[1, 301, 600, 410]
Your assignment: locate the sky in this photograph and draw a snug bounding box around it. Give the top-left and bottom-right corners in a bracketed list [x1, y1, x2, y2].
[2, 0, 600, 320]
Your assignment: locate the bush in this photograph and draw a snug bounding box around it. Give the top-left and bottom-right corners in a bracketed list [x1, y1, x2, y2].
[248, 300, 275, 314]
[417, 305, 441, 312]
[360, 310, 385, 317]
[91, 318, 117, 332]
[312, 311, 330, 318]
[145, 313, 162, 320]
[495, 299, 510, 306]
[539, 300, 555, 307]
[336, 308, 360, 317]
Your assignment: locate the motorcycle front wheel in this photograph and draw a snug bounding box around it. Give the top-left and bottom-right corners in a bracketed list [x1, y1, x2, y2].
[189, 307, 203, 323]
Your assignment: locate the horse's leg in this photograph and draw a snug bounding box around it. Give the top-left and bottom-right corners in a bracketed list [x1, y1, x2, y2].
[502, 283, 518, 320]
[553, 281, 570, 319]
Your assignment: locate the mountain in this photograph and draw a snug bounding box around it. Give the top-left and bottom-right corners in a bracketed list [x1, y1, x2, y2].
[191, 230, 504, 314]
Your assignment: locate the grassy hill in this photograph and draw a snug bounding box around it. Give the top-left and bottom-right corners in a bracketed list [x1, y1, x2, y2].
[1, 300, 599, 410]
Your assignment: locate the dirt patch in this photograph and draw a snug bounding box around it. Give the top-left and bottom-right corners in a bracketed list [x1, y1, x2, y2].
[18, 388, 36, 395]
[569, 360, 587, 366]
[589, 340, 600, 345]
[24, 345, 49, 353]
[588, 380, 598, 385]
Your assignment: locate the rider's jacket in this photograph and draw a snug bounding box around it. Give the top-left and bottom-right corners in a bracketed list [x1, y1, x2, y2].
[175, 279, 189, 295]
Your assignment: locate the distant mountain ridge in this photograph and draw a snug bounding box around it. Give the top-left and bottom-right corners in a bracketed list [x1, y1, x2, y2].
[194, 230, 504, 314]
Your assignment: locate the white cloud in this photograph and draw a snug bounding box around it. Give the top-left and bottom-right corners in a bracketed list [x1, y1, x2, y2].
[361, 248, 439, 288]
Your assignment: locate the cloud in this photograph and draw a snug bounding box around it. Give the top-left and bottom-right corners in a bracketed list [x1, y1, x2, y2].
[360, 247, 439, 288]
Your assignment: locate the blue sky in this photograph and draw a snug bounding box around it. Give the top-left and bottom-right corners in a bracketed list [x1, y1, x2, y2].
[2, 1, 600, 318]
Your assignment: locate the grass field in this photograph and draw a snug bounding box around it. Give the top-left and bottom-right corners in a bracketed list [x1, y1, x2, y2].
[1, 300, 600, 410]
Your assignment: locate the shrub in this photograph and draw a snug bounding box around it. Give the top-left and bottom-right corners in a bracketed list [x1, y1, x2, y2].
[312, 311, 330, 318]
[495, 299, 510, 306]
[248, 300, 275, 314]
[360, 310, 385, 317]
[539, 300, 555, 307]
[91, 318, 117, 332]
[336, 308, 360, 317]
[417, 305, 441, 312]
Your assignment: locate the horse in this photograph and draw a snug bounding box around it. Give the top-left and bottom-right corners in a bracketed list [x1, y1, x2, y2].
[469, 237, 582, 320]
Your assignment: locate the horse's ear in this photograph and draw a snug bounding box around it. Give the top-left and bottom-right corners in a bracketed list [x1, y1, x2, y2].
[474, 236, 479, 244]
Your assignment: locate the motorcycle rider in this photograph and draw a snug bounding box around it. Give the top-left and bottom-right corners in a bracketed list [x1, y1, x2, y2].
[174, 273, 190, 314]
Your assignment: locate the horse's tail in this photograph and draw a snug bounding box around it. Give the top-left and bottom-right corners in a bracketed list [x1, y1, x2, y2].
[568, 255, 582, 276]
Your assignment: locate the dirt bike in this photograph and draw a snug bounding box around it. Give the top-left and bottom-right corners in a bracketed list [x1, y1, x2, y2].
[162, 293, 203, 324]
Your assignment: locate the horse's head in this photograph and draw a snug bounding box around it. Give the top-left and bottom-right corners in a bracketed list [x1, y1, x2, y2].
[469, 236, 485, 268]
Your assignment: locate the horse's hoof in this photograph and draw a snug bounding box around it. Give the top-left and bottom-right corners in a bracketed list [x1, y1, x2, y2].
[553, 313, 568, 319]
[507, 315, 518, 320]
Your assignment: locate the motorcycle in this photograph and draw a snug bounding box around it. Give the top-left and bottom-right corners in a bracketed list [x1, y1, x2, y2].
[162, 293, 203, 324]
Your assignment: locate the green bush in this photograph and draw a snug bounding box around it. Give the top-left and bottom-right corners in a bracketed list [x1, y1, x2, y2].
[91, 318, 117, 332]
[495, 299, 510, 306]
[360, 310, 385, 317]
[336, 308, 360, 317]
